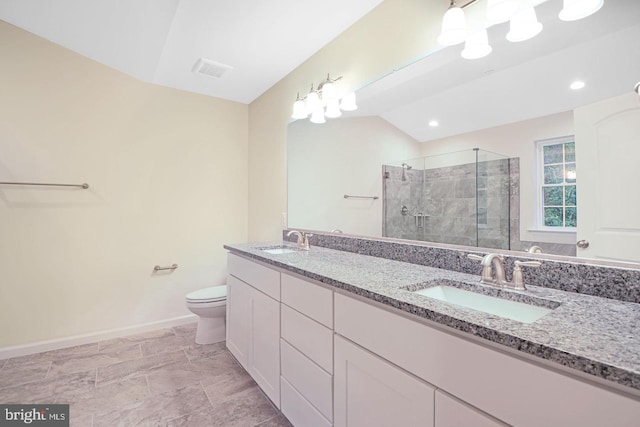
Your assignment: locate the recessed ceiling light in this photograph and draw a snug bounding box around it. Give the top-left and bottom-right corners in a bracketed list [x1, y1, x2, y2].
[429, 120, 439, 127]
[570, 81, 585, 90]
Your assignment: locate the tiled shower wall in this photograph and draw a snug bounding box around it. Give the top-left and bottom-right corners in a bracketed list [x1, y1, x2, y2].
[383, 160, 510, 249]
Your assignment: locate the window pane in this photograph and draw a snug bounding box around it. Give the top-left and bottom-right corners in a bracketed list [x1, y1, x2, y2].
[544, 186, 563, 206]
[565, 163, 576, 183]
[544, 207, 564, 226]
[543, 144, 563, 164]
[544, 165, 564, 184]
[565, 185, 577, 206]
[565, 142, 576, 162]
[565, 207, 577, 227]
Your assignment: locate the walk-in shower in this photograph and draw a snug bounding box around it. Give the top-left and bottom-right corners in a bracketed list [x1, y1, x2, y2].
[383, 149, 511, 250]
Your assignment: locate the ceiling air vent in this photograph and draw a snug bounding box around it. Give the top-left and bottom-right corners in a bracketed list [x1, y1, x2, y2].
[192, 58, 233, 79]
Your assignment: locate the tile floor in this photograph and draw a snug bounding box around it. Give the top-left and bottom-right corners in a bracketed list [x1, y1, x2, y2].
[0, 323, 292, 427]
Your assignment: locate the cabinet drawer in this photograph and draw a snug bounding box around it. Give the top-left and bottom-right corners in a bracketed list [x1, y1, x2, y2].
[281, 377, 332, 427]
[335, 293, 640, 427]
[228, 253, 280, 300]
[435, 391, 506, 427]
[281, 340, 333, 421]
[281, 304, 333, 373]
[281, 273, 333, 328]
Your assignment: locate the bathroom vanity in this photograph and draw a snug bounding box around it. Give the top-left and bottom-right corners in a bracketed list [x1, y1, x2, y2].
[224, 240, 640, 427]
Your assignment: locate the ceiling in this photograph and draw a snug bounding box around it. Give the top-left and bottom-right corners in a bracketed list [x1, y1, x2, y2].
[0, 0, 383, 104]
[354, 0, 640, 142]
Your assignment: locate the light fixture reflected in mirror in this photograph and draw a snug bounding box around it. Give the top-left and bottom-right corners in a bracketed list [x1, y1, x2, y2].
[291, 74, 357, 123]
[438, 0, 467, 46]
[462, 28, 492, 59]
[507, 6, 543, 42]
[559, 0, 604, 21]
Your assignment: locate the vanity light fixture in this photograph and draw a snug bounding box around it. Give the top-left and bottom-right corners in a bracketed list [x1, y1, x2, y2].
[291, 74, 357, 123]
[559, 0, 604, 22]
[462, 28, 492, 59]
[634, 82, 640, 97]
[506, 6, 543, 42]
[570, 80, 585, 90]
[438, 0, 467, 46]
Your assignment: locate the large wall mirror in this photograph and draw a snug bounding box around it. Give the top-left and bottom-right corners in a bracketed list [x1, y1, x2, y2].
[288, 0, 640, 265]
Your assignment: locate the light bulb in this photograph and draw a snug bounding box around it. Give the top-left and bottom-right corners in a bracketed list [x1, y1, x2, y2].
[340, 92, 358, 111]
[291, 93, 307, 120]
[507, 7, 543, 42]
[325, 99, 342, 119]
[437, 2, 466, 46]
[305, 89, 320, 115]
[321, 81, 338, 102]
[310, 107, 326, 124]
[461, 29, 492, 60]
[559, 0, 604, 21]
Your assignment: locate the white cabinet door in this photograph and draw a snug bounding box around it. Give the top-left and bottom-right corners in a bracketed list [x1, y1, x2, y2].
[435, 391, 505, 427]
[249, 287, 281, 408]
[226, 275, 251, 369]
[334, 335, 435, 427]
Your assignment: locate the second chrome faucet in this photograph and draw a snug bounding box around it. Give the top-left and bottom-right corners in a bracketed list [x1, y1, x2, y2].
[468, 253, 541, 290]
[287, 230, 313, 250]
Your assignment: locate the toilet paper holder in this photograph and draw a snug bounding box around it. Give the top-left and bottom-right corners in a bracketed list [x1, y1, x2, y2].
[154, 264, 178, 272]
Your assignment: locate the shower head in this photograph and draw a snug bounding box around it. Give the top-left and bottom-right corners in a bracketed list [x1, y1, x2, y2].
[402, 163, 413, 170]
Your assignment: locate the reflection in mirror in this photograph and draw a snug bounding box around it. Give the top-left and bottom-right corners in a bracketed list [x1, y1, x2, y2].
[383, 149, 511, 251]
[287, 0, 640, 264]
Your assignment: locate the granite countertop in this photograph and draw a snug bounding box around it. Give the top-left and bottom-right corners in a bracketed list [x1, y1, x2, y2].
[224, 242, 640, 392]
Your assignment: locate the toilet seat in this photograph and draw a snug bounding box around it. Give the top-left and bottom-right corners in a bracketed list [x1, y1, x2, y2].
[186, 286, 227, 303]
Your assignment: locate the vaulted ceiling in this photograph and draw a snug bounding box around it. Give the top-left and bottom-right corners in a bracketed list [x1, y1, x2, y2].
[0, 0, 383, 103]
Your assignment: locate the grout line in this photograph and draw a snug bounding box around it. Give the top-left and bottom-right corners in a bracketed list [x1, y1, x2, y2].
[44, 361, 53, 379]
[144, 374, 151, 397]
[200, 381, 216, 409]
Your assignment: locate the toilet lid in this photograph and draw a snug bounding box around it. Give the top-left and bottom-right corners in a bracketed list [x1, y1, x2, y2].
[186, 285, 227, 303]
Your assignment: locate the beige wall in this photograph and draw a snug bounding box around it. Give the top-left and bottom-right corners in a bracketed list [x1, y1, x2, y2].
[247, 0, 444, 241]
[0, 21, 248, 347]
[418, 111, 576, 245]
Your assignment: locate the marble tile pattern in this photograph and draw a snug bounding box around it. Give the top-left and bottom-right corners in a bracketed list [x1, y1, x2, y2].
[0, 324, 292, 427]
[283, 230, 640, 304]
[225, 242, 640, 391]
[383, 160, 511, 249]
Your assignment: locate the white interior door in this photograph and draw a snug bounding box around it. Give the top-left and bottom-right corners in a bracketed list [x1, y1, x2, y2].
[574, 92, 640, 263]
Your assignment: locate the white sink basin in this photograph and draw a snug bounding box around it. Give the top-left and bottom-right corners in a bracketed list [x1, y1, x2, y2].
[257, 245, 301, 255]
[412, 283, 558, 323]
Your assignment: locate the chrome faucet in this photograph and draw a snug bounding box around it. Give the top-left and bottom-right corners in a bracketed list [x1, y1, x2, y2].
[507, 260, 542, 291]
[468, 253, 507, 287]
[468, 253, 542, 290]
[287, 230, 313, 250]
[526, 245, 544, 254]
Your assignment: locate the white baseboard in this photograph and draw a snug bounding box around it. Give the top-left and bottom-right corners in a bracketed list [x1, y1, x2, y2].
[0, 314, 198, 360]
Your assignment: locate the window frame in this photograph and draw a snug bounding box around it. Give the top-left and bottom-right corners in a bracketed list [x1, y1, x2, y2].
[534, 135, 577, 231]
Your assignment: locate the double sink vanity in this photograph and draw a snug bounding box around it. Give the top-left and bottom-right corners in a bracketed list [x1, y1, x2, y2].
[224, 232, 640, 427]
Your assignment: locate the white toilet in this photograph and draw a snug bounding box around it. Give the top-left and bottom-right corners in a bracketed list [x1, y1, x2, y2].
[185, 285, 227, 345]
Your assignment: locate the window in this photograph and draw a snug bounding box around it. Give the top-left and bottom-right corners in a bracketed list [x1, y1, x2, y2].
[536, 136, 577, 229]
